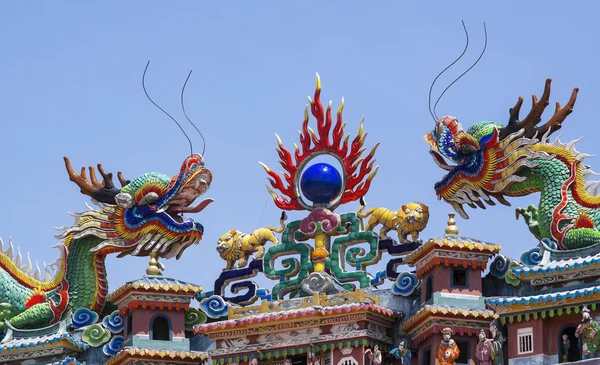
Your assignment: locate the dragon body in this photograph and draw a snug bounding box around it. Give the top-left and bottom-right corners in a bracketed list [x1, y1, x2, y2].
[0, 153, 212, 330]
[425, 79, 600, 250]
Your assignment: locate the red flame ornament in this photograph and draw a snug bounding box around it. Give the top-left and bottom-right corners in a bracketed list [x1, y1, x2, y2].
[259, 73, 379, 211]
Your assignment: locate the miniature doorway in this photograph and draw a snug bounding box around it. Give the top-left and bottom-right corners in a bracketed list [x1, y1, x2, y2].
[559, 325, 580, 362]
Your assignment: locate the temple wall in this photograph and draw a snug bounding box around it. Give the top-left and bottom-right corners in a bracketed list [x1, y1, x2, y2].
[423, 265, 483, 299]
[130, 308, 186, 339]
[507, 318, 544, 360]
[331, 346, 363, 365]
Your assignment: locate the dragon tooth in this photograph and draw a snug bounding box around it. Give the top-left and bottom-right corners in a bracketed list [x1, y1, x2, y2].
[156, 205, 169, 214]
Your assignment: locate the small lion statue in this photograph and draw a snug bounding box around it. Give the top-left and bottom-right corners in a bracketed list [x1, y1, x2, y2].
[357, 197, 429, 243]
[217, 212, 287, 271]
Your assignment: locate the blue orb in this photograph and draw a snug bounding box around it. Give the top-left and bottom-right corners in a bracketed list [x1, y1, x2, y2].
[300, 163, 342, 204]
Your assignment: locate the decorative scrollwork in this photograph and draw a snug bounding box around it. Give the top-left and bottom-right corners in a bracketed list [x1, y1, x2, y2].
[392, 272, 420, 296]
[72, 308, 99, 329]
[200, 295, 230, 319]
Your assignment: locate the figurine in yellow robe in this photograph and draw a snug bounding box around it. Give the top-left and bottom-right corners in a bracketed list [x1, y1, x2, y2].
[438, 327, 460, 365]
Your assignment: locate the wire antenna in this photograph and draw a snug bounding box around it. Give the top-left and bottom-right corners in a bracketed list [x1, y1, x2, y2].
[428, 20, 469, 122]
[433, 22, 488, 120]
[181, 70, 207, 156]
[142, 61, 194, 156]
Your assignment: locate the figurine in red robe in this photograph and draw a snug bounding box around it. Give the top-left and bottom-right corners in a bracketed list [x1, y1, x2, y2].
[475, 329, 492, 365]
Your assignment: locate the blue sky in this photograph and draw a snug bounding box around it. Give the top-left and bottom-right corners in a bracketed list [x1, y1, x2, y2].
[1, 2, 599, 294]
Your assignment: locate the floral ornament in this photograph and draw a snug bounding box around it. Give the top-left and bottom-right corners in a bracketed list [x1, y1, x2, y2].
[102, 310, 124, 334]
[200, 295, 229, 319]
[82, 323, 111, 347]
[185, 308, 207, 331]
[72, 308, 99, 329]
[102, 335, 125, 357]
[392, 272, 420, 296]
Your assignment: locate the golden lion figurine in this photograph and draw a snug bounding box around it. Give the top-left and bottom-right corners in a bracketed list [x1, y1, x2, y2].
[217, 212, 287, 271]
[357, 198, 429, 243]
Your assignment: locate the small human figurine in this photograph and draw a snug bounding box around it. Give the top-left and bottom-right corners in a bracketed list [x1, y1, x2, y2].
[364, 345, 382, 365]
[390, 341, 411, 365]
[438, 328, 460, 365]
[489, 320, 504, 365]
[250, 357, 258, 365]
[284, 359, 291, 365]
[307, 351, 320, 365]
[475, 329, 492, 365]
[575, 305, 600, 359]
[562, 333, 570, 362]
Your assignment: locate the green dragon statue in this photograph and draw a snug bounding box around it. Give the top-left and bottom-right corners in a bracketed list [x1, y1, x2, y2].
[0, 154, 212, 331]
[425, 79, 600, 250]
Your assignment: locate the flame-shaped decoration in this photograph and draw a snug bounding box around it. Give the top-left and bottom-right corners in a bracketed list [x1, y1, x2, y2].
[259, 73, 379, 210]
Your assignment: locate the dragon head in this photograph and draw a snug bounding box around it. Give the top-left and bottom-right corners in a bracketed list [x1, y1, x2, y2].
[425, 79, 579, 219]
[62, 153, 213, 259]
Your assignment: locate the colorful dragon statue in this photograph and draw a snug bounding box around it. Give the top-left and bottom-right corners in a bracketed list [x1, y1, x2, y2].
[0, 153, 212, 331]
[425, 78, 600, 250]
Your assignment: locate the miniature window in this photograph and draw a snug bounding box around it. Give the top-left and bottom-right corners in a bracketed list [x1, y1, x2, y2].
[290, 354, 307, 365]
[422, 348, 431, 365]
[425, 276, 433, 302]
[517, 327, 534, 355]
[151, 315, 171, 341]
[126, 313, 132, 336]
[455, 341, 469, 364]
[451, 268, 468, 288]
[336, 357, 357, 365]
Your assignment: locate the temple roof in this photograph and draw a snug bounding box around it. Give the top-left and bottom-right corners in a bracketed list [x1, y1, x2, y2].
[401, 304, 498, 345]
[195, 302, 396, 333]
[108, 275, 202, 302]
[486, 284, 600, 324]
[486, 284, 600, 308]
[404, 234, 502, 265]
[0, 316, 87, 361]
[0, 331, 87, 353]
[103, 347, 209, 365]
[512, 252, 600, 277]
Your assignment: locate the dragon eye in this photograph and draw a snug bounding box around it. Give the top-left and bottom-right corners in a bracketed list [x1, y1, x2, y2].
[404, 209, 410, 214]
[226, 235, 232, 240]
[416, 207, 422, 213]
